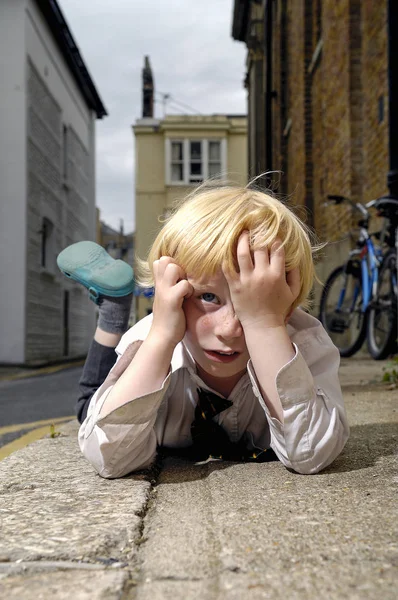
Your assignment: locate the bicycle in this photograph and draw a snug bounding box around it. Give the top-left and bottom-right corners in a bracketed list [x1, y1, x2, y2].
[319, 194, 398, 359]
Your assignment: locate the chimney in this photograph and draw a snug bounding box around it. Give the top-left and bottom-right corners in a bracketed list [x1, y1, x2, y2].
[142, 56, 154, 118]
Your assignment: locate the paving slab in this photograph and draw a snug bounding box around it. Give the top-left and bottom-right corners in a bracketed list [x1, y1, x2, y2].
[0, 569, 128, 600]
[0, 421, 151, 564]
[134, 387, 398, 599]
[338, 356, 394, 388]
[135, 580, 216, 600]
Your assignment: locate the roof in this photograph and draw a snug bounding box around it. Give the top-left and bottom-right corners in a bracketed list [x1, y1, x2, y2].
[231, 0, 250, 42]
[133, 114, 247, 137]
[36, 0, 107, 119]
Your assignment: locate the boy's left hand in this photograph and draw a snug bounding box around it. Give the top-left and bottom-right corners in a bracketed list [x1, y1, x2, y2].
[223, 231, 301, 330]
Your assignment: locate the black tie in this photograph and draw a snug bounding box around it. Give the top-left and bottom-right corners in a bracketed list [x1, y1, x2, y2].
[189, 388, 277, 463]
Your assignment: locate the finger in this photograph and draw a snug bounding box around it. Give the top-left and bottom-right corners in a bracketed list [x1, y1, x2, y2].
[163, 262, 185, 286]
[269, 240, 285, 275]
[156, 256, 174, 279]
[175, 279, 194, 300]
[153, 259, 159, 281]
[236, 231, 253, 273]
[221, 261, 238, 284]
[286, 267, 301, 300]
[252, 247, 269, 269]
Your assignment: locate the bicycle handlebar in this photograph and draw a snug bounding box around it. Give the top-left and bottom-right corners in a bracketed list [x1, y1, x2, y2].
[326, 194, 375, 219]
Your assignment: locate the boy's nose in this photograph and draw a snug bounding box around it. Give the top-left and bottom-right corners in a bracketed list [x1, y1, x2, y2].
[214, 307, 243, 340]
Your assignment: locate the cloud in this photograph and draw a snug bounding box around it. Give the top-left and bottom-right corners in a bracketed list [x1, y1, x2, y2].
[59, 0, 246, 231]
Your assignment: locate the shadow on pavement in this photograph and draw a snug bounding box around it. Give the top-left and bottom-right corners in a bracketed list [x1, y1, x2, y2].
[134, 421, 398, 483]
[322, 421, 398, 474]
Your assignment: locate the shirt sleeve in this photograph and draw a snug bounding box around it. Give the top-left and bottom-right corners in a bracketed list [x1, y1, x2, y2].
[247, 323, 349, 474]
[78, 340, 171, 478]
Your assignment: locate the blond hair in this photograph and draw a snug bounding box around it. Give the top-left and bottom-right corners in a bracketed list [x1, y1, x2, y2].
[137, 183, 318, 311]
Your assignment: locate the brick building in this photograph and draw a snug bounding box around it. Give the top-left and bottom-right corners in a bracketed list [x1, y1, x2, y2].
[232, 0, 396, 291]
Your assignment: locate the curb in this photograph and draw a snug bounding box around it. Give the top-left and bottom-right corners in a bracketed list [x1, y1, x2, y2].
[0, 360, 85, 382]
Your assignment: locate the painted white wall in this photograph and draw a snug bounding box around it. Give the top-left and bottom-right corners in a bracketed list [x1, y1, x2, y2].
[0, 0, 28, 362]
[25, 0, 93, 152]
[0, 0, 98, 362]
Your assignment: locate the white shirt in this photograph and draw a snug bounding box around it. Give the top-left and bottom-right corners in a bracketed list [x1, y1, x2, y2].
[78, 309, 349, 478]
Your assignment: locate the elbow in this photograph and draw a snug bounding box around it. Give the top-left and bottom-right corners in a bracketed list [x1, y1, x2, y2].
[289, 428, 350, 475]
[97, 451, 155, 479]
[81, 431, 158, 479]
[79, 422, 158, 479]
[286, 423, 349, 475]
[288, 459, 327, 475]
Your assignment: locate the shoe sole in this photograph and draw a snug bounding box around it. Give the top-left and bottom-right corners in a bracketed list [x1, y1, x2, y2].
[57, 241, 134, 300]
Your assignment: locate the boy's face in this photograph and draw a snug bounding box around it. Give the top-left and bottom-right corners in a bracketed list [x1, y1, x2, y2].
[183, 270, 250, 387]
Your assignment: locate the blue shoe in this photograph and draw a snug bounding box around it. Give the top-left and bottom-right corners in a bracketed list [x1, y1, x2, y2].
[57, 241, 134, 304]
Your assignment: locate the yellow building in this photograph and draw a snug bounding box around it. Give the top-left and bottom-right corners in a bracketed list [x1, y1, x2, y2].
[133, 113, 248, 320]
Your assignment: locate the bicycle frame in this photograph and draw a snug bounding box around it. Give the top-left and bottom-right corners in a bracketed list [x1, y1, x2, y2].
[359, 237, 382, 310]
[338, 232, 382, 314]
[322, 193, 398, 358]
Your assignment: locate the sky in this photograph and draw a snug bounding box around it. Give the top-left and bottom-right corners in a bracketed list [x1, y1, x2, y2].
[59, 0, 247, 233]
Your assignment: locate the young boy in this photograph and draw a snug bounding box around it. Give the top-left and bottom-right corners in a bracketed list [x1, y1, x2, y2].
[58, 184, 349, 478]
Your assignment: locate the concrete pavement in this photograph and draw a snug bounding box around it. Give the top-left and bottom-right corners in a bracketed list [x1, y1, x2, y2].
[0, 357, 397, 599]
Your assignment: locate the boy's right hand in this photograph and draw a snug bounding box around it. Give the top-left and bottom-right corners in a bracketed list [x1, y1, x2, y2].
[149, 257, 193, 347]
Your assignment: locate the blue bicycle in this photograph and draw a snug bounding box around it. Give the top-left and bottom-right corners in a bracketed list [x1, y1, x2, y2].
[319, 195, 398, 359]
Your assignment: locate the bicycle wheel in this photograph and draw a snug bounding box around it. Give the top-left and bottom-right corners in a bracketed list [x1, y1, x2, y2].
[367, 251, 397, 360]
[319, 263, 367, 357]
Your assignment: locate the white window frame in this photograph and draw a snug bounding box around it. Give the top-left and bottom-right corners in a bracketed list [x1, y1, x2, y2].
[165, 138, 227, 185]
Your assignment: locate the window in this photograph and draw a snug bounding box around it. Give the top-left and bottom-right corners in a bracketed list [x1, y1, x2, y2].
[208, 141, 222, 177]
[40, 217, 55, 272]
[189, 141, 203, 182]
[167, 139, 226, 185]
[171, 141, 184, 182]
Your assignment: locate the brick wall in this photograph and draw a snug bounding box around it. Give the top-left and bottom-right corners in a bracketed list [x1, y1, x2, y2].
[269, 0, 388, 245]
[236, 0, 389, 299]
[285, 0, 306, 209]
[361, 0, 389, 200]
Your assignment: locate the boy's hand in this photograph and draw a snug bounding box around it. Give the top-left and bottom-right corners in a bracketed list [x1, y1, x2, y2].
[223, 232, 301, 330]
[150, 256, 193, 346]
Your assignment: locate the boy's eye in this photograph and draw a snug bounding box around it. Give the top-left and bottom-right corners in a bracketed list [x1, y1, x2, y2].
[199, 293, 219, 304]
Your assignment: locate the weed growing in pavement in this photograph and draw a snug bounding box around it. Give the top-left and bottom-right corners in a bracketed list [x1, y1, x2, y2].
[49, 423, 61, 438]
[381, 355, 398, 388]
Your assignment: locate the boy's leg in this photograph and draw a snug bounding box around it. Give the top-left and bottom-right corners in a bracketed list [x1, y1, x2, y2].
[57, 242, 134, 423]
[77, 338, 118, 424]
[76, 294, 133, 423]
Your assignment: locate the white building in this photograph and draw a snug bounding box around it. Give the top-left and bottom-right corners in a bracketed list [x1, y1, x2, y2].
[0, 0, 107, 365]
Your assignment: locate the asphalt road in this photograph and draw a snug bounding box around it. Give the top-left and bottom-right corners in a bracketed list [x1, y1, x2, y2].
[0, 367, 82, 451]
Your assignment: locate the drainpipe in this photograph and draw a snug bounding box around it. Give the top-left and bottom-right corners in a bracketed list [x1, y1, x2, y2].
[264, 0, 273, 172]
[387, 0, 398, 197]
[387, 0, 398, 289]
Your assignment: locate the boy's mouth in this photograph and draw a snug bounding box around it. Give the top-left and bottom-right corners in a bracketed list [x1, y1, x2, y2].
[203, 349, 240, 363]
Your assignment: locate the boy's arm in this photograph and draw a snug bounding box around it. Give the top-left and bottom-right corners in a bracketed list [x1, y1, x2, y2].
[224, 232, 300, 422]
[225, 233, 349, 473]
[261, 314, 348, 474]
[98, 257, 193, 417]
[78, 337, 172, 478]
[79, 257, 193, 478]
